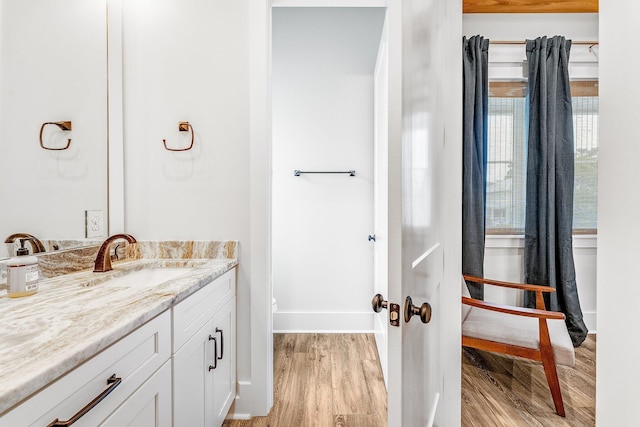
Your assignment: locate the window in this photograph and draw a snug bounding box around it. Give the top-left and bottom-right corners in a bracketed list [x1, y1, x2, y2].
[572, 82, 599, 232]
[486, 81, 598, 234]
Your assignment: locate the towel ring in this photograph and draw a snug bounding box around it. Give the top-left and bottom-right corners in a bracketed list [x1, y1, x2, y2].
[39, 121, 72, 150]
[163, 121, 194, 151]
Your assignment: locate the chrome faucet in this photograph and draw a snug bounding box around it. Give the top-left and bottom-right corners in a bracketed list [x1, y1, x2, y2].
[94, 234, 137, 272]
[4, 233, 46, 254]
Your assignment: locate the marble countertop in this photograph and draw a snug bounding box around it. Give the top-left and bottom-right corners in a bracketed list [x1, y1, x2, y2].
[0, 257, 237, 415]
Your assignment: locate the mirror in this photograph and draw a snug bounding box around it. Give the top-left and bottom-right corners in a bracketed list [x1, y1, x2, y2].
[0, 0, 109, 259]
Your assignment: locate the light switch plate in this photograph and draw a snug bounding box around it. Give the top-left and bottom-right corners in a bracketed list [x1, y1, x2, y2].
[85, 210, 104, 238]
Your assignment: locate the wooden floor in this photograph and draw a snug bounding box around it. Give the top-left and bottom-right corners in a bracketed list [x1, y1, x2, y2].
[224, 333, 595, 427]
[462, 334, 596, 427]
[223, 334, 387, 427]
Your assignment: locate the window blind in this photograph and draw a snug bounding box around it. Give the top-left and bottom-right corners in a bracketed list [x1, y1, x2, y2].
[486, 80, 598, 234]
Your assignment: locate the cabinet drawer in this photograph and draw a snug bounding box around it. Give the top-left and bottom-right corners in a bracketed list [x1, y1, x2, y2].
[1, 310, 171, 427]
[100, 360, 172, 426]
[173, 268, 235, 352]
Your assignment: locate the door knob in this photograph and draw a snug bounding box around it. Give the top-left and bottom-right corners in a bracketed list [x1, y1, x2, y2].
[372, 294, 400, 327]
[368, 234, 376, 242]
[372, 293, 388, 313]
[404, 296, 432, 324]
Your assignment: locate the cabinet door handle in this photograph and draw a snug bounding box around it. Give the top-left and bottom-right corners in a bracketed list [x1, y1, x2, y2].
[215, 327, 224, 360]
[47, 374, 122, 427]
[208, 335, 218, 371]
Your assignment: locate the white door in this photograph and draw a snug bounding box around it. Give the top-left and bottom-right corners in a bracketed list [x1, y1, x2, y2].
[373, 16, 390, 386]
[374, 1, 462, 426]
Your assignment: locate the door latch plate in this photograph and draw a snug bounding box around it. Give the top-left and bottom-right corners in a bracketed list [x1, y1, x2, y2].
[389, 303, 400, 327]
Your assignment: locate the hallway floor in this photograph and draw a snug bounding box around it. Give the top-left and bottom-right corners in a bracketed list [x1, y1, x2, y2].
[223, 334, 387, 427]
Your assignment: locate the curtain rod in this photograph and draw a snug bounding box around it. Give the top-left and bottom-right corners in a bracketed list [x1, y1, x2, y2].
[490, 40, 598, 46]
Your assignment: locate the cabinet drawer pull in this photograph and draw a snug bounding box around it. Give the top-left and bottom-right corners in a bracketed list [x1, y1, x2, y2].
[47, 374, 122, 427]
[208, 335, 218, 371]
[215, 327, 224, 360]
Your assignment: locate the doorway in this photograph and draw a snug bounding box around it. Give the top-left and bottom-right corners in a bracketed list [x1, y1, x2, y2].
[269, 6, 389, 423]
[266, 2, 463, 426]
[271, 7, 386, 334]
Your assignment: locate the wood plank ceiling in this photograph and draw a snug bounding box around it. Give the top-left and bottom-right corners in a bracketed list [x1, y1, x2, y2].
[463, 0, 598, 14]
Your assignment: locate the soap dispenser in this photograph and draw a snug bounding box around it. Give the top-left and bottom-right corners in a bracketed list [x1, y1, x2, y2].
[6, 238, 39, 298]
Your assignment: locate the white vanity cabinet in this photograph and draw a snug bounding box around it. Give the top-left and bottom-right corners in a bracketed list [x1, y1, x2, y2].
[0, 310, 172, 427]
[173, 268, 237, 427]
[0, 266, 237, 427]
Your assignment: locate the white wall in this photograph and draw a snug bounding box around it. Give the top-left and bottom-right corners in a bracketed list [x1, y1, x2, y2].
[463, 13, 598, 41]
[271, 7, 385, 332]
[0, 0, 108, 257]
[120, 0, 255, 415]
[248, 0, 273, 417]
[597, 2, 640, 424]
[463, 13, 599, 332]
[484, 236, 597, 331]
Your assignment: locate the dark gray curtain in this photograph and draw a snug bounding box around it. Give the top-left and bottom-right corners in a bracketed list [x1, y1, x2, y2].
[462, 36, 489, 300]
[524, 36, 588, 347]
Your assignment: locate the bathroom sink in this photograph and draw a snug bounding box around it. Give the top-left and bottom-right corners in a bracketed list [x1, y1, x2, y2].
[86, 266, 197, 289]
